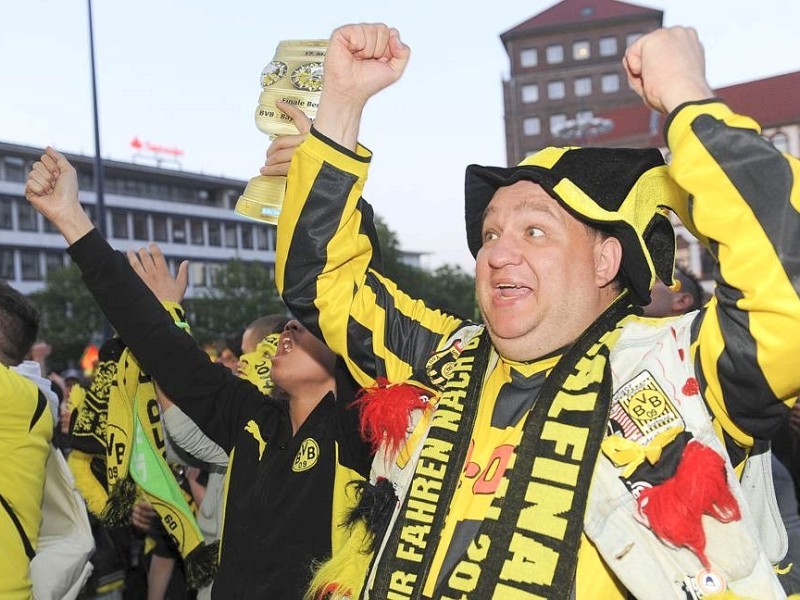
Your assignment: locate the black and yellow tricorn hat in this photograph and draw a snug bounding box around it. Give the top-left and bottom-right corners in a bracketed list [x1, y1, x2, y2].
[464, 146, 688, 306]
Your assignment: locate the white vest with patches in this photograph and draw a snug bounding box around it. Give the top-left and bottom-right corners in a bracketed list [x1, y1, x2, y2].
[585, 312, 786, 599]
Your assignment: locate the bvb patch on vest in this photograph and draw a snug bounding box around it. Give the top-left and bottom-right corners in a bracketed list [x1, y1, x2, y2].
[608, 370, 684, 442]
[293, 438, 320, 472]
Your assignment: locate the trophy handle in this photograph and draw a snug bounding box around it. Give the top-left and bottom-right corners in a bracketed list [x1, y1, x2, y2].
[234, 175, 287, 225]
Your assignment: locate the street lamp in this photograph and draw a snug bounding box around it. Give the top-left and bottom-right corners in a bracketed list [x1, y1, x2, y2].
[87, 0, 106, 237]
[87, 0, 112, 339]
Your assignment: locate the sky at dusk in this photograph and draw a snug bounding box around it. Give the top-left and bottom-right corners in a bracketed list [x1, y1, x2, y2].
[2, 0, 798, 269]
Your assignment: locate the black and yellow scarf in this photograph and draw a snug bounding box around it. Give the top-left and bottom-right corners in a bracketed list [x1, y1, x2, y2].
[365, 295, 632, 599]
[70, 337, 124, 458]
[71, 305, 217, 588]
[103, 346, 217, 588]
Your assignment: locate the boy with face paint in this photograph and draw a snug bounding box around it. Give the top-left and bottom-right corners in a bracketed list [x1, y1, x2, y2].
[152, 311, 287, 600]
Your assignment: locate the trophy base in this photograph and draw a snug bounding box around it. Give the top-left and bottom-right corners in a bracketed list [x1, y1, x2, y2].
[234, 175, 286, 225]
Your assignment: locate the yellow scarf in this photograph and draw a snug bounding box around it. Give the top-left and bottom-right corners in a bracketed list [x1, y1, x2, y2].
[237, 332, 281, 395]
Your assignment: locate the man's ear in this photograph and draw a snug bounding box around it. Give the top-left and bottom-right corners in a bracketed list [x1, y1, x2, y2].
[672, 292, 694, 313]
[594, 235, 623, 288]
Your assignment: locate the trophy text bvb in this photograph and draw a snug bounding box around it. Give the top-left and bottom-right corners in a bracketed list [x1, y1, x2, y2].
[235, 39, 327, 224]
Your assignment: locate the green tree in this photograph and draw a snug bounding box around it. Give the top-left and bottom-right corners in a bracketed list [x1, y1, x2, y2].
[184, 259, 285, 345]
[374, 216, 477, 320]
[29, 263, 106, 368]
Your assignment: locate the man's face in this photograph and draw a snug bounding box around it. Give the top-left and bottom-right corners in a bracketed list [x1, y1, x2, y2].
[237, 326, 264, 379]
[270, 320, 336, 393]
[240, 327, 262, 356]
[216, 348, 238, 373]
[59, 397, 72, 435]
[642, 280, 675, 317]
[475, 181, 616, 361]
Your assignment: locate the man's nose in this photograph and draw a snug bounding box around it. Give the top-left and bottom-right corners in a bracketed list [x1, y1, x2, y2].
[483, 235, 523, 268]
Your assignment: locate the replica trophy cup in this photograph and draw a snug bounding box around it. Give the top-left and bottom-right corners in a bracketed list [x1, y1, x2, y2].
[235, 40, 327, 224]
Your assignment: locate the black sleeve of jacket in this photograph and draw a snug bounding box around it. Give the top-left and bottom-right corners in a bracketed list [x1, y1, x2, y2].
[67, 229, 269, 453]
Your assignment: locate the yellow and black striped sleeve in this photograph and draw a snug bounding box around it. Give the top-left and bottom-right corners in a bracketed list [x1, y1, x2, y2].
[666, 100, 800, 450]
[276, 128, 463, 388]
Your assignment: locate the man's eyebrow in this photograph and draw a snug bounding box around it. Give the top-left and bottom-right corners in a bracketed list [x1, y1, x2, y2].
[483, 196, 562, 222]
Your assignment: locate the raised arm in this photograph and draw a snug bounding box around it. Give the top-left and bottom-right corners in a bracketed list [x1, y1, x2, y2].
[276, 25, 462, 389]
[25, 150, 267, 453]
[313, 23, 410, 151]
[627, 28, 800, 445]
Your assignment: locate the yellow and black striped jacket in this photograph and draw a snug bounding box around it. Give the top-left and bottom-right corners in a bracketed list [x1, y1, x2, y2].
[276, 100, 800, 598]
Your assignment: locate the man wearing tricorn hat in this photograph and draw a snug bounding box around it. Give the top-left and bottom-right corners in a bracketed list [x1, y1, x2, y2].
[274, 23, 800, 599]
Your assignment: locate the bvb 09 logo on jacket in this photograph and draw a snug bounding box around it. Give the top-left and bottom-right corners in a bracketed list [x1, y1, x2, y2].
[293, 438, 320, 472]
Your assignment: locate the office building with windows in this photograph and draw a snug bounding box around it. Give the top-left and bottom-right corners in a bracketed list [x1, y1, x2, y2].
[501, 0, 662, 163]
[500, 0, 800, 288]
[0, 141, 273, 296]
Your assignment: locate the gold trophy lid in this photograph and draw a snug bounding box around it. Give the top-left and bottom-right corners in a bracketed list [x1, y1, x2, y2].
[275, 39, 328, 48]
[273, 39, 328, 59]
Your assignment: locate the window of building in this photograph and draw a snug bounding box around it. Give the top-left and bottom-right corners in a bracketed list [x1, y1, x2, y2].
[190, 219, 205, 245]
[520, 48, 538, 68]
[0, 248, 14, 279]
[267, 228, 276, 252]
[573, 40, 590, 60]
[153, 215, 168, 242]
[83, 204, 96, 223]
[132, 212, 149, 241]
[0, 197, 13, 229]
[574, 76, 592, 97]
[3, 157, 25, 183]
[111, 209, 129, 239]
[576, 110, 594, 123]
[546, 44, 563, 64]
[599, 36, 618, 56]
[77, 170, 95, 191]
[190, 262, 207, 287]
[521, 84, 539, 103]
[17, 199, 39, 231]
[208, 263, 223, 287]
[171, 218, 186, 244]
[547, 80, 565, 100]
[255, 227, 269, 251]
[20, 250, 42, 281]
[241, 224, 253, 250]
[601, 73, 620, 93]
[224, 224, 238, 248]
[44, 217, 59, 234]
[523, 117, 541, 136]
[771, 132, 789, 153]
[549, 113, 567, 136]
[208, 222, 221, 247]
[45, 252, 64, 275]
[626, 32, 642, 48]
